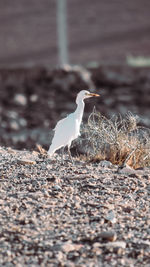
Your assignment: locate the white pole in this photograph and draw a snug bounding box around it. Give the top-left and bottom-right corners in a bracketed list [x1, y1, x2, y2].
[57, 0, 69, 66]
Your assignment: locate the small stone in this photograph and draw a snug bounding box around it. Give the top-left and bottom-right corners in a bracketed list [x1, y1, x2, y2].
[9, 120, 20, 131]
[18, 118, 27, 127]
[146, 184, 150, 191]
[117, 164, 136, 175]
[53, 185, 61, 191]
[47, 177, 56, 182]
[100, 230, 117, 242]
[17, 159, 36, 165]
[99, 160, 113, 168]
[7, 110, 18, 119]
[105, 210, 117, 224]
[107, 241, 126, 249]
[30, 94, 38, 102]
[41, 189, 49, 197]
[62, 241, 82, 253]
[14, 94, 27, 106]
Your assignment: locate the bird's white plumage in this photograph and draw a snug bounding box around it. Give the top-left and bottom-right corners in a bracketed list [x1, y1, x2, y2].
[48, 90, 99, 156]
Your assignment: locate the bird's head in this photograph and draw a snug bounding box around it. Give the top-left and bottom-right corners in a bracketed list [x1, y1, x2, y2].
[76, 90, 100, 104]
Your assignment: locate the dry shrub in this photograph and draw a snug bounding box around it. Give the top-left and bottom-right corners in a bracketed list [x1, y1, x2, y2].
[81, 108, 150, 168]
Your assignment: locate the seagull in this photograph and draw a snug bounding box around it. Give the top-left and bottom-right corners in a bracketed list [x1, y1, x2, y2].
[48, 90, 100, 158]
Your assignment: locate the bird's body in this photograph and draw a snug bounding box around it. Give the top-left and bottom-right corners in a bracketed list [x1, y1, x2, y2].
[48, 90, 99, 157]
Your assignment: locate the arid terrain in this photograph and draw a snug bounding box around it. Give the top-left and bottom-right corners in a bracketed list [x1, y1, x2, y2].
[0, 1, 150, 266]
[0, 147, 150, 266]
[0, 65, 150, 266]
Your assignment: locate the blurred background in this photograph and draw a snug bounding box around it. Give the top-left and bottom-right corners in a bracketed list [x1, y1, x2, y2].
[0, 0, 150, 149]
[0, 0, 150, 67]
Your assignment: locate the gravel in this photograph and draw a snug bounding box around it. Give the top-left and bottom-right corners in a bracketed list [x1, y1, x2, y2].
[0, 147, 149, 266]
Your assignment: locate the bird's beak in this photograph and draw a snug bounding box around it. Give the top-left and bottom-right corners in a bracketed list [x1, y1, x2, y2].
[86, 93, 100, 97]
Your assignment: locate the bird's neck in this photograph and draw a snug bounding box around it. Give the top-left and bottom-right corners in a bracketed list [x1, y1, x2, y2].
[75, 100, 85, 122]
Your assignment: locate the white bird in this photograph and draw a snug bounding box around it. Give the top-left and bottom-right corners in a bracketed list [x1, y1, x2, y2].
[48, 90, 100, 158]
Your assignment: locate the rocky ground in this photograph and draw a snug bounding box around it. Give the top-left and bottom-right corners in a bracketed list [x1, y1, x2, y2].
[0, 65, 149, 266]
[0, 147, 150, 266]
[0, 2, 150, 265]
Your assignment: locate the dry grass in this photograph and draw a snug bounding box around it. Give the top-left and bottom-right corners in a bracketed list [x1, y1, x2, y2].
[80, 108, 150, 168]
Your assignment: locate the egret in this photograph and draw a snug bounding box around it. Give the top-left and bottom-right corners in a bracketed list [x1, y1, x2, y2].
[48, 90, 100, 158]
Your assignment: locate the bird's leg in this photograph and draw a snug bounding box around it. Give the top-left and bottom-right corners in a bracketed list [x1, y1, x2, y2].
[68, 146, 73, 164]
[61, 147, 65, 164]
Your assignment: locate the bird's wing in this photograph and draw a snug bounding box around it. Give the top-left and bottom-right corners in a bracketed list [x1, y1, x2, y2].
[53, 112, 79, 142]
[54, 117, 68, 131]
[54, 113, 74, 132]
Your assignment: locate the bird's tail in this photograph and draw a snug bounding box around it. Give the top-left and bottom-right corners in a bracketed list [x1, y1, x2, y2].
[47, 146, 55, 157]
[48, 143, 63, 157]
[47, 147, 55, 157]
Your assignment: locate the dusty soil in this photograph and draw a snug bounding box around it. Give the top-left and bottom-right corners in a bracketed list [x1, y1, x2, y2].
[0, 2, 149, 266]
[0, 147, 150, 266]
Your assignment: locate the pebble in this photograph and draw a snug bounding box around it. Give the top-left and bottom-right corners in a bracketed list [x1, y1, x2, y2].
[62, 242, 83, 253]
[117, 164, 136, 175]
[99, 160, 113, 168]
[52, 185, 62, 191]
[14, 94, 27, 106]
[99, 230, 117, 242]
[30, 94, 38, 102]
[105, 210, 117, 224]
[17, 159, 36, 165]
[9, 120, 20, 131]
[105, 241, 126, 249]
